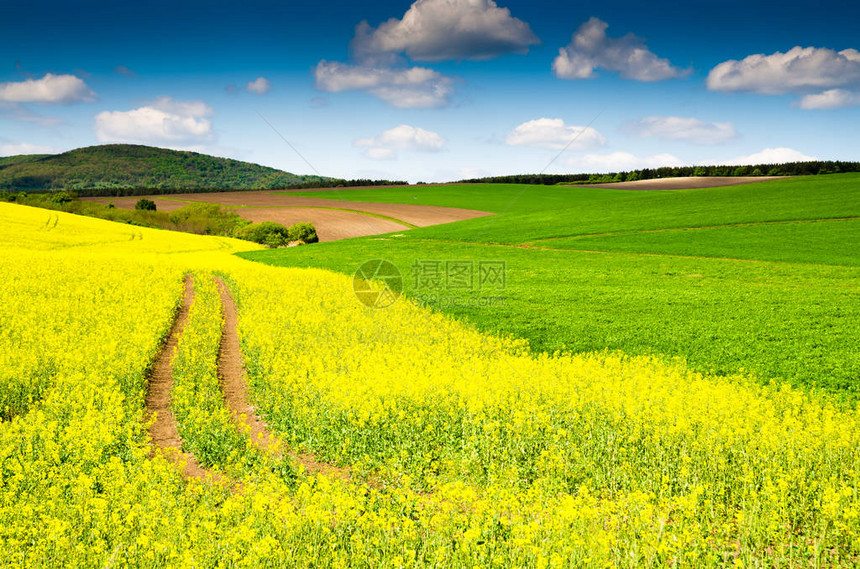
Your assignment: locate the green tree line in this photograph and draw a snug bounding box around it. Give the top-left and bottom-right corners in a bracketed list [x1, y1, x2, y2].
[458, 161, 860, 186]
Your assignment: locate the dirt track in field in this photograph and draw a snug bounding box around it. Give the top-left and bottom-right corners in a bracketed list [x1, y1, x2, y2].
[144, 275, 213, 480]
[214, 277, 350, 480]
[144, 275, 350, 484]
[215, 277, 280, 455]
[84, 191, 492, 242]
[578, 176, 785, 190]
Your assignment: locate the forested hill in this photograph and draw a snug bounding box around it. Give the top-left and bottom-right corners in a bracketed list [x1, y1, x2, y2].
[0, 144, 325, 192]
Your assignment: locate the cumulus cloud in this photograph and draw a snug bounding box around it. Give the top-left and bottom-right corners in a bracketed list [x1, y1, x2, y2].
[315, 60, 454, 108]
[314, 0, 536, 107]
[0, 73, 96, 104]
[567, 151, 686, 172]
[707, 46, 860, 95]
[94, 97, 214, 145]
[720, 147, 817, 166]
[355, 124, 446, 159]
[0, 142, 59, 156]
[505, 118, 605, 150]
[246, 77, 271, 95]
[625, 116, 737, 145]
[798, 89, 860, 110]
[553, 18, 688, 82]
[352, 0, 538, 61]
[363, 147, 397, 160]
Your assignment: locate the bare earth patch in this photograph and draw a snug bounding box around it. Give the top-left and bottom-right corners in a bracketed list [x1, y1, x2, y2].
[84, 191, 492, 241]
[579, 176, 786, 190]
[239, 208, 410, 241]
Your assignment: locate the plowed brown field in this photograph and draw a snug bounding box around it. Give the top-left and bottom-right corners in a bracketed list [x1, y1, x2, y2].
[579, 176, 785, 190]
[85, 191, 491, 241]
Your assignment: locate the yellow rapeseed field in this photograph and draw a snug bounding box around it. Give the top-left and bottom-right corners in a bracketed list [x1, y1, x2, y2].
[0, 201, 857, 567]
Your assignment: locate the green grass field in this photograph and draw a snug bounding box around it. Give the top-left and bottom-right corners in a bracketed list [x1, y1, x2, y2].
[247, 174, 860, 397]
[283, 183, 634, 213]
[537, 218, 860, 265]
[288, 175, 860, 243]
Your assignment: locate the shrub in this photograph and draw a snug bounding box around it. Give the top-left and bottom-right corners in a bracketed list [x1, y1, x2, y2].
[232, 221, 318, 247]
[134, 198, 157, 211]
[233, 222, 291, 247]
[288, 222, 319, 244]
[50, 191, 76, 205]
[168, 203, 247, 235]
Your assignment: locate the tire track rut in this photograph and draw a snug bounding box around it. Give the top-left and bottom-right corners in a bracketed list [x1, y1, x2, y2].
[144, 275, 213, 480]
[214, 277, 349, 481]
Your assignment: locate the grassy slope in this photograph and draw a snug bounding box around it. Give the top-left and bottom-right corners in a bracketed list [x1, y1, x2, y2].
[284, 183, 633, 213]
[290, 175, 860, 244]
[244, 174, 860, 396]
[0, 144, 321, 190]
[539, 218, 860, 266]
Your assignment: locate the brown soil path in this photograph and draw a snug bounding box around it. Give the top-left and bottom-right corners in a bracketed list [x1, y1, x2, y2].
[213, 277, 349, 480]
[144, 275, 212, 480]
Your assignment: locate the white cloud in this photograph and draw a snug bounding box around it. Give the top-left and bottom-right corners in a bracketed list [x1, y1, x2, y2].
[315, 0, 536, 107]
[148, 97, 211, 117]
[352, 0, 539, 61]
[317, 0, 533, 107]
[505, 118, 605, 150]
[720, 147, 817, 166]
[707, 47, 860, 95]
[94, 97, 214, 145]
[364, 147, 397, 160]
[0, 73, 96, 104]
[798, 89, 860, 110]
[626, 116, 738, 145]
[314, 60, 453, 108]
[246, 77, 271, 95]
[114, 65, 136, 77]
[552, 18, 688, 82]
[0, 142, 59, 156]
[355, 124, 446, 159]
[567, 151, 686, 172]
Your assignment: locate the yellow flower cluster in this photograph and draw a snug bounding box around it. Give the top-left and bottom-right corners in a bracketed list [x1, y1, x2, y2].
[1, 201, 858, 567]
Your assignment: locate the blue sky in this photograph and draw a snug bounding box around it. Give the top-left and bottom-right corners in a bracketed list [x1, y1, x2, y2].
[2, 0, 858, 182]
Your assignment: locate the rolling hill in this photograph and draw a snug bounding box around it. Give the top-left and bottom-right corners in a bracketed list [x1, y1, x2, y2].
[0, 144, 324, 192]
